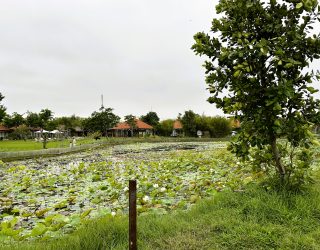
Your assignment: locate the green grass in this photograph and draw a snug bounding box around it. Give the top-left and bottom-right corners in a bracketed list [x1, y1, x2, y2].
[0, 138, 105, 152]
[3, 178, 320, 250]
[0, 137, 227, 152]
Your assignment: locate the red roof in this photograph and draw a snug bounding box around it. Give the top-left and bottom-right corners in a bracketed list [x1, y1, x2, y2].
[111, 119, 153, 130]
[0, 125, 10, 132]
[173, 120, 183, 129]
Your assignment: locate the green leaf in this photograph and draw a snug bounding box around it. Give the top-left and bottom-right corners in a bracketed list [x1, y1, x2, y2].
[81, 208, 93, 219]
[35, 208, 51, 218]
[306, 87, 318, 94]
[274, 120, 281, 127]
[1, 217, 19, 229]
[0, 227, 22, 236]
[260, 47, 268, 55]
[284, 63, 293, 69]
[296, 2, 303, 9]
[233, 70, 241, 78]
[30, 223, 47, 237]
[311, 139, 320, 146]
[273, 103, 282, 111]
[266, 100, 275, 106]
[54, 201, 68, 210]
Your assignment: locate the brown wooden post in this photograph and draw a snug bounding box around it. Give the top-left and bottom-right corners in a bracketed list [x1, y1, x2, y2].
[129, 180, 137, 250]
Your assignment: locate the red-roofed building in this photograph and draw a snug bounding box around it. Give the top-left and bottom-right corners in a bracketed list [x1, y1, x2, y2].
[0, 125, 11, 139]
[0, 125, 45, 139]
[172, 120, 184, 137]
[109, 119, 153, 137]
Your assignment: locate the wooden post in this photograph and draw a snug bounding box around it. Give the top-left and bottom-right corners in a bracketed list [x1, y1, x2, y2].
[129, 180, 137, 250]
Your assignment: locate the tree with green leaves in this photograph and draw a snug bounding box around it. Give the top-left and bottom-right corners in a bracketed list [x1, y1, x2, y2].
[193, 0, 320, 188]
[84, 107, 120, 136]
[209, 116, 232, 138]
[140, 111, 160, 127]
[39, 109, 53, 129]
[195, 115, 232, 138]
[0, 93, 7, 123]
[181, 110, 198, 137]
[3, 112, 25, 128]
[25, 109, 52, 148]
[25, 109, 53, 129]
[25, 112, 41, 128]
[52, 115, 84, 135]
[158, 119, 175, 136]
[37, 109, 53, 148]
[124, 115, 137, 137]
[141, 111, 159, 135]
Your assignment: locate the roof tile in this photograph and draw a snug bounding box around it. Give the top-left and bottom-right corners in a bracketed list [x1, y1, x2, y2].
[111, 119, 153, 130]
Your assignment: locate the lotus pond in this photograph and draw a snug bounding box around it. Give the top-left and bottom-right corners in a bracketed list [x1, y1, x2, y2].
[0, 141, 253, 243]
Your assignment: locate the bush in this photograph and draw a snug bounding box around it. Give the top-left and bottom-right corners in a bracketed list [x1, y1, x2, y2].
[8, 125, 31, 140]
[89, 131, 102, 140]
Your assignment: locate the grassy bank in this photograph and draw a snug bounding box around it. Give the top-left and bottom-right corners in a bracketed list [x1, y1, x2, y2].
[0, 137, 227, 152]
[0, 138, 105, 152]
[3, 180, 320, 250]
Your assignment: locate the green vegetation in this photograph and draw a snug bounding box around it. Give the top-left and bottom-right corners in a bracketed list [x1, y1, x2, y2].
[83, 107, 120, 136]
[3, 0, 320, 248]
[193, 0, 320, 187]
[3, 112, 24, 128]
[157, 119, 175, 136]
[0, 137, 224, 153]
[1, 140, 320, 249]
[23, 109, 53, 129]
[0, 143, 240, 242]
[0, 93, 6, 123]
[3, 176, 320, 250]
[8, 125, 30, 140]
[1, 90, 233, 139]
[0, 138, 104, 152]
[140, 111, 160, 128]
[124, 114, 137, 136]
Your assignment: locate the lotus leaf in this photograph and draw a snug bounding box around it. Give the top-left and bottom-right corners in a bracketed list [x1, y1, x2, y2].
[0, 141, 258, 242]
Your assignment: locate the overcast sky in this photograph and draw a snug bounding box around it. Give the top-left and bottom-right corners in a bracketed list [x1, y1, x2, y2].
[0, 0, 223, 120]
[1, 1, 319, 120]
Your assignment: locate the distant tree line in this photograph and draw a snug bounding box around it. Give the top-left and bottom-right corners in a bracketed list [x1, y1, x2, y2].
[0, 92, 233, 138]
[157, 110, 232, 138]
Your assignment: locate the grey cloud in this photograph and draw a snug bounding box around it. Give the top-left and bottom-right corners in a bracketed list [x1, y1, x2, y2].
[1, 0, 317, 120]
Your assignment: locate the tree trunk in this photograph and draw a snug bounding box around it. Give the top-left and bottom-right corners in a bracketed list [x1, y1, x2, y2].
[271, 136, 286, 182]
[43, 136, 47, 149]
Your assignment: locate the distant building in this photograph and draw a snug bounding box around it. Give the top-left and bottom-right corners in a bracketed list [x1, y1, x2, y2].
[0, 125, 44, 139]
[0, 125, 11, 139]
[29, 127, 41, 138]
[171, 120, 184, 137]
[73, 126, 85, 137]
[109, 119, 153, 137]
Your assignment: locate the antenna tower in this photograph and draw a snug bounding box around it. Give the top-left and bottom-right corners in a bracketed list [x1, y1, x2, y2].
[101, 94, 104, 110]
